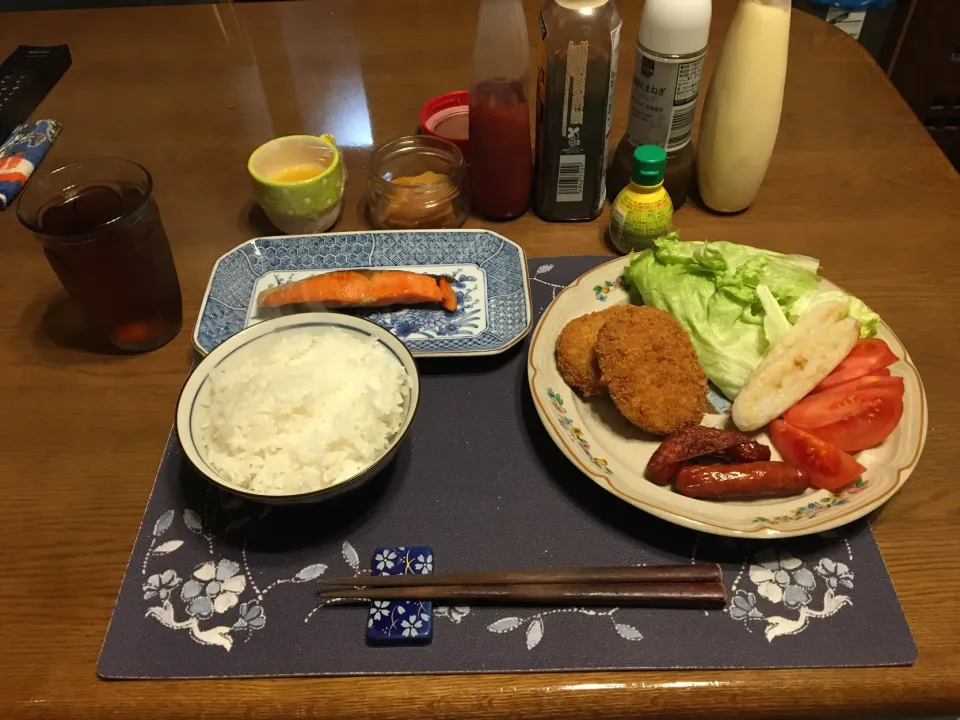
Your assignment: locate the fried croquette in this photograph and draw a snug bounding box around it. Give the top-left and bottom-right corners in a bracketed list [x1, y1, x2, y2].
[595, 306, 708, 435]
[555, 306, 632, 396]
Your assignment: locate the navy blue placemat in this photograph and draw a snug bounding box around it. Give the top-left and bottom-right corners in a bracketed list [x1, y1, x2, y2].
[98, 256, 916, 679]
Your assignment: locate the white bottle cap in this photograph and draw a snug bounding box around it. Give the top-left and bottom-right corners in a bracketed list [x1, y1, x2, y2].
[639, 0, 712, 56]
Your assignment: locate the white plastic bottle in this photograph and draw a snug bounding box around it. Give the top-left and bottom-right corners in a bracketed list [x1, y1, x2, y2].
[607, 0, 712, 209]
[696, 0, 791, 213]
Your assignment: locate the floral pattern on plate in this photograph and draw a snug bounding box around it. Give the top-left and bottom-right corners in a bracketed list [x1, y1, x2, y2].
[593, 277, 624, 301]
[753, 479, 869, 525]
[547, 387, 612, 475]
[194, 230, 532, 357]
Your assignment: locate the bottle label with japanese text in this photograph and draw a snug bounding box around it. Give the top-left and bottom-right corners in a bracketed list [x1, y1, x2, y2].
[597, 20, 622, 211]
[625, 43, 707, 153]
[609, 191, 673, 254]
[556, 40, 590, 204]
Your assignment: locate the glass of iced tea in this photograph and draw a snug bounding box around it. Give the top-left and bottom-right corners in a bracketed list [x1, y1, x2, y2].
[18, 158, 182, 352]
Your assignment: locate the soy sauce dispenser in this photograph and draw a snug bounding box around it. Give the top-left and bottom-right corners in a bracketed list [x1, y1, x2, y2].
[533, 0, 622, 222]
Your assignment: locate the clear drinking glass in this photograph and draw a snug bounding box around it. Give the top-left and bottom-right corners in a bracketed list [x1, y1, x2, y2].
[18, 158, 183, 352]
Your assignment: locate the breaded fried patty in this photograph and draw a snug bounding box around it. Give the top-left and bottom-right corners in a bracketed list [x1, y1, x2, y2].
[595, 306, 707, 435]
[555, 306, 631, 396]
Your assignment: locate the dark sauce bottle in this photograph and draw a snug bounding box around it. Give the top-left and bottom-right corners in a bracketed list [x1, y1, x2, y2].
[533, 0, 622, 223]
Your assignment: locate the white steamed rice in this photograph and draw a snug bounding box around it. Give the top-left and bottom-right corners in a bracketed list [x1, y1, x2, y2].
[197, 327, 409, 495]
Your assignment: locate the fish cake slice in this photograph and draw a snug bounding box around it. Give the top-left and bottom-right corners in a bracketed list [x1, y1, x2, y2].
[732, 300, 860, 432]
[596, 306, 707, 435]
[555, 306, 631, 397]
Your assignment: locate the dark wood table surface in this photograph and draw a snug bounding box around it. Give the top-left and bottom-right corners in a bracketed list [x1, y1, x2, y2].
[2, 1, 959, 718]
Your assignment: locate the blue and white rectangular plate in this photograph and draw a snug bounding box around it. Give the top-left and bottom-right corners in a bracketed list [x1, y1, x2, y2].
[193, 230, 533, 357]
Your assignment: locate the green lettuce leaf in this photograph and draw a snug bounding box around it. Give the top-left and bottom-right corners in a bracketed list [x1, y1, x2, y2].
[757, 284, 791, 349]
[786, 290, 879, 338]
[624, 233, 878, 399]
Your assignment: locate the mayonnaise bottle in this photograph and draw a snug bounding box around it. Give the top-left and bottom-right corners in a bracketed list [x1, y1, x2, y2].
[696, 0, 791, 213]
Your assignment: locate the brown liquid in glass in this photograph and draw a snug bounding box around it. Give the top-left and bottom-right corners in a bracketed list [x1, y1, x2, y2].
[38, 183, 182, 351]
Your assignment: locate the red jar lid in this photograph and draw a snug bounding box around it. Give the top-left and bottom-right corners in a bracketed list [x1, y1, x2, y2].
[420, 91, 470, 162]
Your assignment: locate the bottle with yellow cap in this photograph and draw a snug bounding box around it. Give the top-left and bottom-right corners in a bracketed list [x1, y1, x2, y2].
[608, 145, 673, 254]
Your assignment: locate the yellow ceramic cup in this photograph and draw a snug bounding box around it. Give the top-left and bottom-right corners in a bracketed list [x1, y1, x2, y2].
[247, 134, 345, 234]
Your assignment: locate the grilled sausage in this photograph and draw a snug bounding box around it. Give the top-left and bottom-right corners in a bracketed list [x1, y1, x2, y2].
[675, 462, 810, 500]
[719, 440, 772, 464]
[646, 426, 755, 484]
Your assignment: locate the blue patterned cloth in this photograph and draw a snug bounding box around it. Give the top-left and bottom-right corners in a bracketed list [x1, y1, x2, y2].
[0, 119, 60, 210]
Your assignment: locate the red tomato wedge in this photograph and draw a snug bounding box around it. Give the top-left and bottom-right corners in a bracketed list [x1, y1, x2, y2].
[769, 419, 867, 491]
[804, 394, 903, 452]
[810, 368, 891, 395]
[784, 377, 905, 429]
[814, 338, 898, 392]
[818, 371, 900, 398]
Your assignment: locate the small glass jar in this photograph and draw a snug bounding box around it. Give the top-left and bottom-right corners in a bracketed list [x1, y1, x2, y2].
[366, 135, 470, 230]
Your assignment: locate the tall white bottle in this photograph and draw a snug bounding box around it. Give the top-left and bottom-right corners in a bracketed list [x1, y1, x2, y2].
[696, 0, 791, 213]
[607, 0, 711, 209]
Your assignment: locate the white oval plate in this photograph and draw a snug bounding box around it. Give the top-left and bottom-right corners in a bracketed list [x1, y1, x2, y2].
[527, 258, 928, 538]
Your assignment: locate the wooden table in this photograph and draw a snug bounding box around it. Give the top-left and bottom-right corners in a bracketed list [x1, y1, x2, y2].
[2, 1, 959, 718]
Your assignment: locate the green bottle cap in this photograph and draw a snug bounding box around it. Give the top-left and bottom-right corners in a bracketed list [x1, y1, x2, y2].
[631, 145, 666, 186]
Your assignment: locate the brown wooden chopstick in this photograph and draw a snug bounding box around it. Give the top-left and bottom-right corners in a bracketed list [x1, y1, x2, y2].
[317, 563, 722, 588]
[317, 582, 726, 609]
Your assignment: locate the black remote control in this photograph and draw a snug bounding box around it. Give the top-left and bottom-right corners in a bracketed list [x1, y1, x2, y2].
[0, 45, 72, 145]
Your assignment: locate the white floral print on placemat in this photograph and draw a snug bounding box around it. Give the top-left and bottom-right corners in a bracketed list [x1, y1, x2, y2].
[728, 538, 855, 642]
[435, 606, 471, 624]
[486, 608, 643, 651]
[141, 497, 328, 651]
[530, 263, 563, 301]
